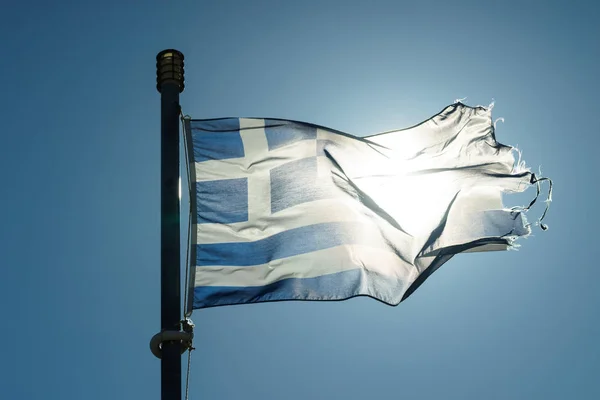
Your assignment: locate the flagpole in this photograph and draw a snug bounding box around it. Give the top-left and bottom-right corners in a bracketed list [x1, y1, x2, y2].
[156, 49, 185, 400]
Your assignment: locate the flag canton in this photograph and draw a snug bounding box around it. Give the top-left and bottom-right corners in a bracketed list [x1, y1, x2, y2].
[191, 118, 343, 226]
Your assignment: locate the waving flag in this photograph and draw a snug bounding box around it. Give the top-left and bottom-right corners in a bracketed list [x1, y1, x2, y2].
[185, 102, 546, 310]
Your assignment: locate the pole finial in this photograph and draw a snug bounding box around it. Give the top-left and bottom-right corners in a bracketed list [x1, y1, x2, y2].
[156, 49, 185, 93]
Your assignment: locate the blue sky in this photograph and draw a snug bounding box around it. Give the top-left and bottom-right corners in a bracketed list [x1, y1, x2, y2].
[1, 1, 598, 399]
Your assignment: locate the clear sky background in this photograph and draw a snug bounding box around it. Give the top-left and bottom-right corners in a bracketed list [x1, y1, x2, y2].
[1, 1, 598, 399]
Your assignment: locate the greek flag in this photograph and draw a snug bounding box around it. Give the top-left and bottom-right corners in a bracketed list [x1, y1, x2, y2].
[185, 103, 545, 310]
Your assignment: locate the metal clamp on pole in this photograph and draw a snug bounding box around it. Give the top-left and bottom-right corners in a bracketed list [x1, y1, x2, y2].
[150, 329, 194, 359]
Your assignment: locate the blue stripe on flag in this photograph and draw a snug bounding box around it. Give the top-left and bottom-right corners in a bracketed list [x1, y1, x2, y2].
[191, 119, 244, 162]
[192, 119, 241, 132]
[193, 268, 365, 308]
[196, 178, 248, 224]
[265, 120, 317, 150]
[270, 157, 335, 213]
[197, 221, 384, 266]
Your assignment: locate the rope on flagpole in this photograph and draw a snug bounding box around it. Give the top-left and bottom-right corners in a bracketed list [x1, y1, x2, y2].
[185, 335, 195, 400]
[180, 110, 195, 400]
[180, 110, 193, 317]
[181, 318, 195, 400]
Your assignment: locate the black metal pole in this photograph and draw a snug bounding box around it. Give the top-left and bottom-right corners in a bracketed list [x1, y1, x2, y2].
[156, 49, 185, 400]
